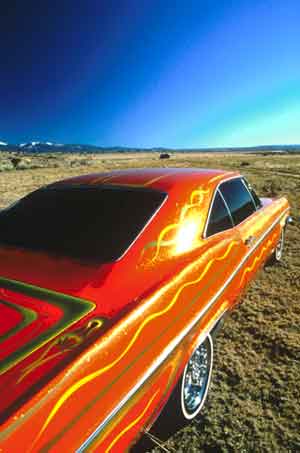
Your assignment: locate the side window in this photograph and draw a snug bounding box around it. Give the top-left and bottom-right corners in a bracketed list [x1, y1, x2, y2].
[243, 178, 262, 209]
[206, 190, 233, 237]
[220, 178, 256, 225]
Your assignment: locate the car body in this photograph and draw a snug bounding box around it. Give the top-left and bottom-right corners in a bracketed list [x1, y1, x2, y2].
[0, 168, 290, 452]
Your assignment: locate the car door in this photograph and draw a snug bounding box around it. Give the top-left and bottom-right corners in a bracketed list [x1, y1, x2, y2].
[202, 186, 244, 314]
[218, 177, 272, 292]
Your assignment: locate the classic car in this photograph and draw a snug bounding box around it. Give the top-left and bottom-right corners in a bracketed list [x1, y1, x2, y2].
[0, 167, 291, 452]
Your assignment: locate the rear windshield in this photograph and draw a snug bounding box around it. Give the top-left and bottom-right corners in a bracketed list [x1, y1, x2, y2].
[0, 185, 166, 263]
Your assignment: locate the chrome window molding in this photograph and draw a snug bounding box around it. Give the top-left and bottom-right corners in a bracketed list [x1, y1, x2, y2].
[218, 188, 234, 226]
[203, 175, 240, 239]
[203, 188, 234, 239]
[241, 177, 261, 211]
[218, 177, 257, 226]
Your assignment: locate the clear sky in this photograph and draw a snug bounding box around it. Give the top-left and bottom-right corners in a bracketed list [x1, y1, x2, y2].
[1, 0, 299, 148]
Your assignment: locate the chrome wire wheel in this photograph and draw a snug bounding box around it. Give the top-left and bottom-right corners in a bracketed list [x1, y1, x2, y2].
[181, 334, 213, 420]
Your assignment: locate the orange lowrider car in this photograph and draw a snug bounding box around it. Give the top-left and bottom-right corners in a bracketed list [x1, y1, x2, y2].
[0, 168, 291, 452]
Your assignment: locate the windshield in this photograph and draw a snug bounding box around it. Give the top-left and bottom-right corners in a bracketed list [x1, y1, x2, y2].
[0, 185, 166, 263]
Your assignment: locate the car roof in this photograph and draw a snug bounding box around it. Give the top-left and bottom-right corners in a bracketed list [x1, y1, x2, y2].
[49, 168, 239, 194]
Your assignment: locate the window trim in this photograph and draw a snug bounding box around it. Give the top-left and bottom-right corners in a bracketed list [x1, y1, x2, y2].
[219, 177, 258, 227]
[241, 177, 262, 210]
[218, 189, 234, 225]
[203, 178, 236, 239]
[203, 175, 261, 239]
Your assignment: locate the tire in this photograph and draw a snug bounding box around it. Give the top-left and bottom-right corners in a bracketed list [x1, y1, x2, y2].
[136, 334, 214, 449]
[269, 227, 285, 264]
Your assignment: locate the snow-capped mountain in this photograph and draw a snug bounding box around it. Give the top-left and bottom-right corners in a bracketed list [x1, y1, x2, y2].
[7, 141, 162, 153]
[0, 140, 114, 153]
[12, 141, 123, 153]
[19, 141, 64, 150]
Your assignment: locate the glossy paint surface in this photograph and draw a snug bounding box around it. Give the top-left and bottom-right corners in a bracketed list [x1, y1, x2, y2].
[0, 168, 290, 452]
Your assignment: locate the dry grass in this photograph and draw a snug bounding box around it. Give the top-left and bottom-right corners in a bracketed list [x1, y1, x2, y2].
[0, 151, 299, 452]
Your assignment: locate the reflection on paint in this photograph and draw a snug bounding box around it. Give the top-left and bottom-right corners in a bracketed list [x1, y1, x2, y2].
[144, 175, 228, 262]
[173, 215, 201, 255]
[146, 187, 210, 261]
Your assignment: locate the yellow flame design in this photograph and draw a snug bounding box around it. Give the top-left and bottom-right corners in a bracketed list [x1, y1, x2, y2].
[150, 188, 209, 261]
[17, 333, 82, 384]
[147, 173, 231, 261]
[18, 320, 103, 384]
[104, 390, 160, 453]
[239, 233, 277, 287]
[33, 240, 237, 447]
[89, 175, 118, 185]
[143, 174, 170, 186]
[89, 174, 169, 187]
[207, 173, 231, 185]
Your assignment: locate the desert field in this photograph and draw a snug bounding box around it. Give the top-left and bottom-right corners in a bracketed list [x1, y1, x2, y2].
[0, 151, 299, 452]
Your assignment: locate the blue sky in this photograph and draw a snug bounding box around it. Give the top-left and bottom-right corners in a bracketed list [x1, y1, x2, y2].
[0, 0, 299, 148]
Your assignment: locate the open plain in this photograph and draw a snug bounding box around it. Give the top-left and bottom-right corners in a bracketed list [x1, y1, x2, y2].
[0, 151, 299, 452]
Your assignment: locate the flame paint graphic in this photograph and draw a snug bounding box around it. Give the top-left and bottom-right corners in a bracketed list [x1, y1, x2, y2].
[104, 390, 160, 453]
[92, 361, 179, 452]
[149, 187, 209, 261]
[32, 240, 237, 448]
[17, 319, 104, 384]
[17, 333, 82, 384]
[89, 175, 118, 185]
[143, 174, 171, 186]
[144, 173, 232, 262]
[0, 277, 95, 376]
[207, 173, 228, 185]
[89, 174, 170, 187]
[239, 233, 277, 287]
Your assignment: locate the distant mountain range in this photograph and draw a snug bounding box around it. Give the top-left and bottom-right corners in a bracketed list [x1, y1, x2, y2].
[0, 141, 300, 153]
[0, 141, 167, 153]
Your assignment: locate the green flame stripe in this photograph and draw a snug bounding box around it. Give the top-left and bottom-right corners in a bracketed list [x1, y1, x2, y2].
[0, 276, 95, 375]
[0, 299, 37, 342]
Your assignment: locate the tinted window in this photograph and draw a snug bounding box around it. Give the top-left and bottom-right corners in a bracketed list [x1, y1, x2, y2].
[243, 178, 261, 209]
[0, 186, 166, 263]
[220, 178, 256, 225]
[206, 190, 233, 237]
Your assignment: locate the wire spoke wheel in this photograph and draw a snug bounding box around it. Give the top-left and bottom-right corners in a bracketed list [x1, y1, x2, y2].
[181, 334, 213, 419]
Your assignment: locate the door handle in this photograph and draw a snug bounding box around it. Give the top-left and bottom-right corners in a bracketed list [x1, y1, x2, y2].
[244, 235, 256, 247]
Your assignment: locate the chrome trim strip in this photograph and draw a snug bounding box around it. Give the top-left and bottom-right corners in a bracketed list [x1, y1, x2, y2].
[218, 188, 234, 226]
[203, 187, 234, 239]
[77, 207, 289, 452]
[203, 175, 240, 239]
[241, 177, 259, 211]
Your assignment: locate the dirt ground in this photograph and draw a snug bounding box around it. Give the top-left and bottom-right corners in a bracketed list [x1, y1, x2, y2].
[0, 151, 299, 452]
